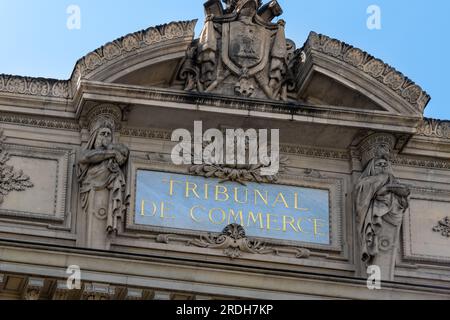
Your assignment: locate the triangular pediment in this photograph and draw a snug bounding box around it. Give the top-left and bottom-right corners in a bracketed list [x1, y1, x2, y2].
[298, 72, 387, 112]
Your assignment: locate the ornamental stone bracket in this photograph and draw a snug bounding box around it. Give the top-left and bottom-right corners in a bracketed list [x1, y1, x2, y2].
[433, 217, 450, 238]
[23, 278, 45, 300]
[82, 283, 116, 300]
[353, 133, 411, 281]
[0, 129, 34, 205]
[188, 223, 311, 260]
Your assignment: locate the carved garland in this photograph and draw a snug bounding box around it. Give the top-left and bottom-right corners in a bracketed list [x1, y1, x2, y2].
[0, 129, 34, 204]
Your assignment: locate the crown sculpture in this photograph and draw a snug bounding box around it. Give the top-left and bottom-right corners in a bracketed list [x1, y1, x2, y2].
[179, 0, 297, 101]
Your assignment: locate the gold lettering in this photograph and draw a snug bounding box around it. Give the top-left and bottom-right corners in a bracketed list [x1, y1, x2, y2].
[234, 188, 248, 204]
[204, 183, 209, 200]
[228, 209, 244, 225]
[185, 182, 201, 199]
[162, 179, 183, 196]
[190, 205, 204, 223]
[160, 201, 175, 219]
[140, 200, 146, 216]
[209, 208, 226, 225]
[282, 215, 298, 233]
[296, 218, 308, 234]
[273, 193, 289, 208]
[215, 186, 229, 202]
[267, 214, 281, 231]
[254, 190, 268, 206]
[140, 200, 157, 217]
[313, 219, 326, 237]
[247, 211, 264, 229]
[294, 193, 309, 211]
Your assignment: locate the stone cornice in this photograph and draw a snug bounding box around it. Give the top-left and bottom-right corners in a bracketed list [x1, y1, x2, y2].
[302, 32, 431, 113]
[76, 81, 421, 133]
[417, 118, 450, 140]
[0, 20, 197, 100]
[69, 20, 197, 84]
[0, 75, 70, 99]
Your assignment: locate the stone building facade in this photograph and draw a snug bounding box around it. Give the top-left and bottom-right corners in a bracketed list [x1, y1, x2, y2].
[0, 0, 449, 300]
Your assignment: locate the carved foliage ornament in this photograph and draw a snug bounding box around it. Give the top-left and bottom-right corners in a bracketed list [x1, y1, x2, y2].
[188, 131, 288, 185]
[179, 0, 297, 101]
[0, 129, 34, 204]
[190, 223, 270, 259]
[189, 154, 288, 185]
[433, 217, 450, 238]
[189, 223, 310, 259]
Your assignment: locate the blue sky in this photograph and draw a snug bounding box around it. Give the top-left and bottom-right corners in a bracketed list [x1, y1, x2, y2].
[0, 0, 448, 119]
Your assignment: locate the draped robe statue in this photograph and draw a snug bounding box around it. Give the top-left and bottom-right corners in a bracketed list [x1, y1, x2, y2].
[78, 120, 129, 248]
[354, 151, 410, 280]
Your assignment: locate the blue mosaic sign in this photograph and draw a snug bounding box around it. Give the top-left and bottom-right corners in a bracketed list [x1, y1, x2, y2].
[135, 170, 330, 245]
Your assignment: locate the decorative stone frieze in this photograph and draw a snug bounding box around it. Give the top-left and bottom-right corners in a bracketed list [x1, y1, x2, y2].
[417, 118, 450, 139]
[0, 74, 70, 99]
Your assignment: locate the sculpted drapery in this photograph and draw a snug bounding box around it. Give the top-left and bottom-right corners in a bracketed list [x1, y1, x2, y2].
[78, 118, 129, 234]
[355, 152, 409, 264]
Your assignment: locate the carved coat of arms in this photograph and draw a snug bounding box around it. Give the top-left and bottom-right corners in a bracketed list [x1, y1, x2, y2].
[179, 0, 297, 100]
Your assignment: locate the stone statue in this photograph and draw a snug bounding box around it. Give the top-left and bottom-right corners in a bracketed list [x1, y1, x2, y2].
[78, 115, 129, 243]
[179, 0, 296, 100]
[354, 134, 410, 280]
